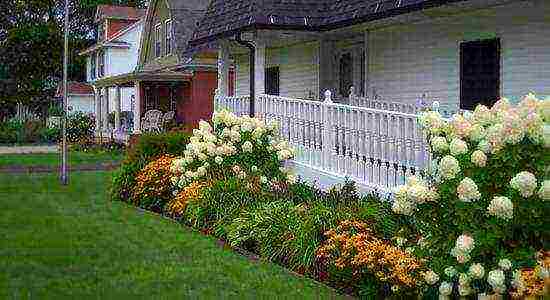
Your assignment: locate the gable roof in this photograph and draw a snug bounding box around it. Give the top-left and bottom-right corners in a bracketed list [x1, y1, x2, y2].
[95, 5, 146, 22]
[189, 0, 466, 47]
[55, 82, 94, 98]
[138, 0, 211, 67]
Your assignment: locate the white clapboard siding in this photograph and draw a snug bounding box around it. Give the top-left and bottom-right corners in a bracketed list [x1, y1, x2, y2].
[369, 0, 550, 108]
[235, 42, 320, 99]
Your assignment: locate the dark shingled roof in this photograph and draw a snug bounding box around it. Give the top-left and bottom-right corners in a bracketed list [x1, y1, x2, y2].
[166, 0, 211, 61]
[189, 0, 466, 47]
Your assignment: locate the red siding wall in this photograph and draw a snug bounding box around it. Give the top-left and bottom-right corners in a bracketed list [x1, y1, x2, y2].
[185, 71, 217, 128]
[107, 19, 136, 39]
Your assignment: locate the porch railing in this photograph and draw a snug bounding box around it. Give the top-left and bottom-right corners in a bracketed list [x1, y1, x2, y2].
[214, 95, 250, 117]
[215, 92, 438, 192]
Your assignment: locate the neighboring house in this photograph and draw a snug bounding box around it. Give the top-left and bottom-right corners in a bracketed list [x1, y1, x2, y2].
[189, 0, 550, 110]
[79, 5, 146, 134]
[54, 82, 95, 113]
[90, 0, 219, 136]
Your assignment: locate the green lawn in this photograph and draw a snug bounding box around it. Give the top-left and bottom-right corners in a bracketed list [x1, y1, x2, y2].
[0, 171, 344, 299]
[0, 152, 123, 168]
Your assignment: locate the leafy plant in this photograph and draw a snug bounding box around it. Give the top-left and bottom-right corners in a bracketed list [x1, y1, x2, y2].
[393, 94, 550, 297]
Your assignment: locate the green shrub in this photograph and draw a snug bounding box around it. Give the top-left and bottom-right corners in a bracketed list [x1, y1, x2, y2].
[39, 126, 60, 143]
[0, 118, 23, 144]
[111, 131, 191, 202]
[67, 112, 95, 143]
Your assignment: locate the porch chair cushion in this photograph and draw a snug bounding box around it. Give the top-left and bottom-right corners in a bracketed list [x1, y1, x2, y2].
[141, 109, 164, 133]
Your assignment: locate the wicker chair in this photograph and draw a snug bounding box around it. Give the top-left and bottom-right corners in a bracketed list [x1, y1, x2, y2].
[141, 109, 164, 133]
[162, 111, 175, 131]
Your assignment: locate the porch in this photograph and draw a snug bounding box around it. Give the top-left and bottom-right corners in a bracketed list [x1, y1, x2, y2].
[92, 70, 194, 142]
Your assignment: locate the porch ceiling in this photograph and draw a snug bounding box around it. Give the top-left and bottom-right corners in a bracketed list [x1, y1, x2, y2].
[93, 70, 193, 87]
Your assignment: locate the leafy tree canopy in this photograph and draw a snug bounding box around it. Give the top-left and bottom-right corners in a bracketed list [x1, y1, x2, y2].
[0, 0, 146, 109]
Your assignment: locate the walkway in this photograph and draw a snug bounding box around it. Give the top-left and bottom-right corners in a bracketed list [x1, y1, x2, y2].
[0, 145, 58, 155]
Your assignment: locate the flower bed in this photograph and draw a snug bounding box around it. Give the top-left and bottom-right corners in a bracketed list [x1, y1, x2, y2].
[113, 105, 549, 299]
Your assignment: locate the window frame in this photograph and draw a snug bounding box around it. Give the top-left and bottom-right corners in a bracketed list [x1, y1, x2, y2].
[98, 50, 105, 78]
[154, 23, 162, 58]
[165, 19, 172, 56]
[90, 54, 97, 80]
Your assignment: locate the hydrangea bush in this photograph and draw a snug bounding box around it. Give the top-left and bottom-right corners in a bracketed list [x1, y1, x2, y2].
[169, 110, 296, 192]
[393, 94, 549, 298]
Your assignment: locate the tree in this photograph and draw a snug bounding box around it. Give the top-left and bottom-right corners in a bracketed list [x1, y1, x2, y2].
[0, 0, 146, 113]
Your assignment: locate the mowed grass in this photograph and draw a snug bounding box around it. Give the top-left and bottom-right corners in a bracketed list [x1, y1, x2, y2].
[0, 171, 344, 299]
[0, 152, 123, 168]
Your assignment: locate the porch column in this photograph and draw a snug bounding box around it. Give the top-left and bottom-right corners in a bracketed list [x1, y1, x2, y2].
[114, 85, 122, 133]
[319, 39, 335, 99]
[217, 41, 230, 97]
[102, 87, 110, 133]
[364, 30, 370, 98]
[94, 87, 102, 133]
[254, 38, 266, 95]
[133, 81, 142, 134]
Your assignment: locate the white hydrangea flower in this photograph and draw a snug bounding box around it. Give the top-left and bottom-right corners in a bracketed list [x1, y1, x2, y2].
[487, 196, 514, 220]
[242, 141, 254, 153]
[470, 150, 487, 168]
[260, 176, 268, 184]
[472, 104, 494, 126]
[538, 180, 549, 201]
[458, 283, 472, 296]
[486, 123, 505, 153]
[215, 156, 223, 165]
[502, 111, 526, 145]
[237, 171, 247, 179]
[232, 165, 241, 174]
[198, 120, 212, 133]
[449, 138, 468, 156]
[468, 263, 485, 279]
[498, 259, 512, 271]
[424, 270, 440, 285]
[391, 198, 416, 216]
[197, 166, 207, 177]
[431, 136, 448, 153]
[439, 282, 453, 296]
[510, 171, 537, 198]
[452, 234, 475, 262]
[419, 111, 446, 135]
[456, 177, 481, 202]
[458, 273, 470, 286]
[444, 266, 457, 278]
[487, 269, 506, 292]
[451, 114, 472, 139]
[287, 174, 297, 184]
[439, 155, 461, 180]
[477, 139, 492, 154]
[468, 123, 486, 142]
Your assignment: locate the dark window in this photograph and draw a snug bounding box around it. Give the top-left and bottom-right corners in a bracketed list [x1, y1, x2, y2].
[265, 67, 280, 96]
[98, 51, 105, 78]
[460, 38, 500, 110]
[155, 24, 162, 58]
[165, 20, 172, 55]
[98, 22, 105, 41]
[360, 51, 366, 96]
[339, 53, 353, 97]
[90, 55, 96, 80]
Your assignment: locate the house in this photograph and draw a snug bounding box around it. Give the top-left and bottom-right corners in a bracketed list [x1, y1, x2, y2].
[89, 0, 219, 138]
[189, 0, 550, 110]
[79, 5, 146, 136]
[54, 82, 95, 113]
[187, 0, 550, 192]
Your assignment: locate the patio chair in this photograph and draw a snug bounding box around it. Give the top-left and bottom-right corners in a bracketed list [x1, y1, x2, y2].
[162, 111, 175, 131]
[141, 109, 164, 133]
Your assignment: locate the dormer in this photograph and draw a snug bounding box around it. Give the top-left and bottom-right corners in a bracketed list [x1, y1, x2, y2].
[95, 5, 146, 41]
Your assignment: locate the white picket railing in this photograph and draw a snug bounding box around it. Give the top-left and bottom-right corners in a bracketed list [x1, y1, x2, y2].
[214, 95, 250, 117]
[215, 92, 438, 192]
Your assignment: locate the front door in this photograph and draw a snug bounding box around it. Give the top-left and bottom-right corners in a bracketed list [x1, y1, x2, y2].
[460, 38, 500, 110]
